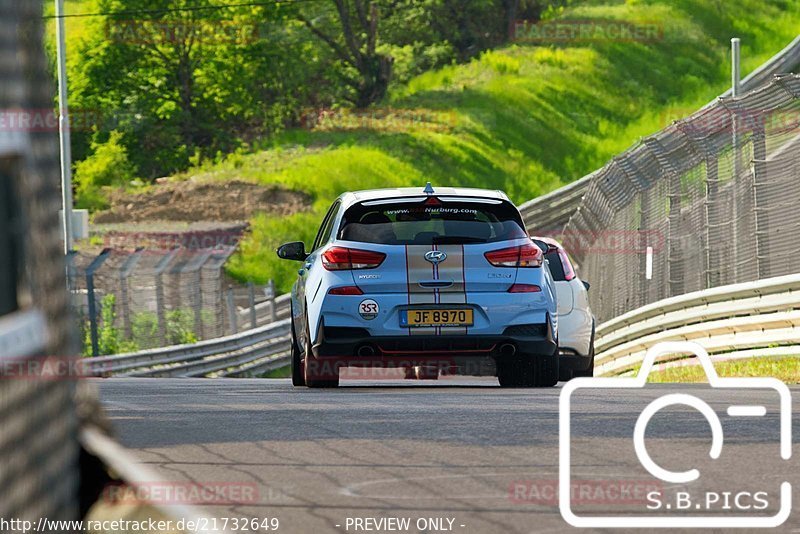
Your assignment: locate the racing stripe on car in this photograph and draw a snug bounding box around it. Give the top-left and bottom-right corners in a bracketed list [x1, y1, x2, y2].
[406, 244, 436, 336]
[433, 243, 440, 335]
[436, 244, 468, 335]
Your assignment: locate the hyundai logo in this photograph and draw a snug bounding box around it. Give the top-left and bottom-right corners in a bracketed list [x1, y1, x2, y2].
[424, 250, 447, 264]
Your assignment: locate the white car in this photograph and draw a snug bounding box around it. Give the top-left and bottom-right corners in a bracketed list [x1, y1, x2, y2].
[532, 237, 595, 379]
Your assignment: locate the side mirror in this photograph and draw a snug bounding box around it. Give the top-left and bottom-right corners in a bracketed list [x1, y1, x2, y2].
[531, 238, 548, 254]
[277, 241, 307, 261]
[582, 280, 590, 291]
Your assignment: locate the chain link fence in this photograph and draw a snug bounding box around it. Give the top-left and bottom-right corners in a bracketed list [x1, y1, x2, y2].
[543, 74, 800, 323]
[68, 246, 279, 357]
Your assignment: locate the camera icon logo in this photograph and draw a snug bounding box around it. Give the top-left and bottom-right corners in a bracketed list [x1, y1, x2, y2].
[559, 341, 792, 528]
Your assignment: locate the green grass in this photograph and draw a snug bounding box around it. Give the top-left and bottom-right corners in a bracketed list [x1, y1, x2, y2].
[644, 356, 800, 384]
[259, 365, 291, 379]
[131, 0, 799, 292]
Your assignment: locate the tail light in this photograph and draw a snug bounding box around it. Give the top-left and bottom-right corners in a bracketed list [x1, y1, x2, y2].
[558, 249, 576, 281]
[484, 242, 543, 268]
[508, 284, 541, 293]
[328, 286, 364, 295]
[322, 246, 386, 270]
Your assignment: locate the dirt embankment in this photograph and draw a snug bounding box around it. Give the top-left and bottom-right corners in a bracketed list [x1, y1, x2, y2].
[94, 180, 310, 224]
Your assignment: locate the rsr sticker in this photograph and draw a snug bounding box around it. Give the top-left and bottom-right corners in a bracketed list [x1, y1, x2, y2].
[359, 299, 379, 320]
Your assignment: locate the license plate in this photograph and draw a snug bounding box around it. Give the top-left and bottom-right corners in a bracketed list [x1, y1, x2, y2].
[401, 309, 473, 328]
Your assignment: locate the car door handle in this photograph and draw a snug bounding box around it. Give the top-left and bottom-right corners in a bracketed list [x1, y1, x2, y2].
[418, 280, 454, 288]
[298, 269, 305, 275]
[304, 262, 313, 269]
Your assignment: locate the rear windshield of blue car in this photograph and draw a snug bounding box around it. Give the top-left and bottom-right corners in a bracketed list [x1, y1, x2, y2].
[338, 197, 527, 245]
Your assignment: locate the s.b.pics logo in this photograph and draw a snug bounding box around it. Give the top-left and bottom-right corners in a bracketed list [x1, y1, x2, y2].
[559, 341, 792, 528]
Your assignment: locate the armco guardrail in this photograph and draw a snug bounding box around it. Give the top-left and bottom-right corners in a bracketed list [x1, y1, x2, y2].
[84, 319, 292, 377]
[594, 273, 800, 376]
[519, 34, 800, 233]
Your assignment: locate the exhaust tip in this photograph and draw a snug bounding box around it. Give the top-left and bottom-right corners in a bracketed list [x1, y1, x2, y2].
[357, 344, 376, 357]
[499, 343, 516, 357]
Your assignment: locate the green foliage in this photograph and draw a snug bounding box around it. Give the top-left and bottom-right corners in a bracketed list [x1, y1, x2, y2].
[74, 130, 137, 210]
[644, 356, 800, 384]
[83, 294, 137, 356]
[82, 302, 199, 355]
[66, 0, 320, 179]
[226, 212, 321, 292]
[59, 0, 552, 184]
[165, 309, 198, 346]
[130, 312, 159, 350]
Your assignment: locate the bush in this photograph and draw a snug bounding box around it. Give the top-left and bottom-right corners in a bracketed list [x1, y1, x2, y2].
[131, 312, 159, 350]
[74, 130, 137, 210]
[166, 309, 198, 345]
[83, 294, 137, 356]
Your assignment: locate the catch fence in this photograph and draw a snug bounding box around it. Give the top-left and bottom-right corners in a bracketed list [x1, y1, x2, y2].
[528, 74, 800, 324]
[68, 247, 278, 356]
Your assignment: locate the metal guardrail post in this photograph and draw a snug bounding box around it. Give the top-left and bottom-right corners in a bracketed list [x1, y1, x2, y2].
[704, 155, 719, 289]
[268, 279, 277, 322]
[752, 121, 770, 278]
[188, 250, 213, 340]
[118, 247, 144, 338]
[154, 247, 180, 345]
[637, 188, 651, 308]
[226, 286, 238, 334]
[664, 158, 684, 298]
[65, 249, 77, 292]
[247, 281, 257, 329]
[86, 248, 112, 356]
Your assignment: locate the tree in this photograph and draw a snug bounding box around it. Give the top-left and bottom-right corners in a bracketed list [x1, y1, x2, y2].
[70, 0, 312, 178]
[298, 1, 395, 108]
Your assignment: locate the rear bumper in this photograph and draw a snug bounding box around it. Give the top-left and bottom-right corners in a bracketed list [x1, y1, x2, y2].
[558, 308, 593, 357]
[558, 348, 592, 371]
[311, 318, 557, 363]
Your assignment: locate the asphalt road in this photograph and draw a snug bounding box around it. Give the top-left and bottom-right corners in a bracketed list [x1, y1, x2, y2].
[97, 377, 800, 534]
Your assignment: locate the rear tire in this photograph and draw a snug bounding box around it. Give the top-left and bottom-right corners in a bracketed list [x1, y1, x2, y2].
[558, 365, 573, 382]
[303, 321, 339, 388]
[290, 317, 305, 387]
[572, 345, 595, 378]
[497, 357, 535, 387]
[534, 352, 559, 387]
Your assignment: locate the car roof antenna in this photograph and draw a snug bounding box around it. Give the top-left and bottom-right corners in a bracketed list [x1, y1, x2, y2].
[423, 182, 435, 195]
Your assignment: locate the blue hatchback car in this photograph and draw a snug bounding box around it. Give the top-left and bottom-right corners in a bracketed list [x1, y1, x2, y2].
[277, 184, 558, 388]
